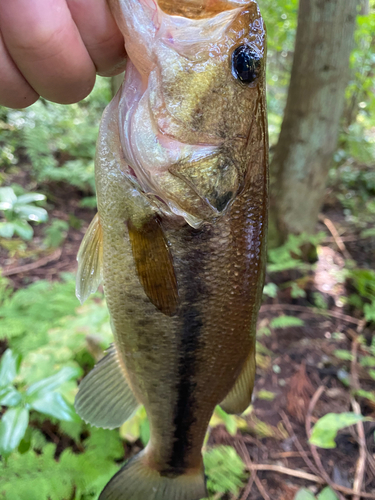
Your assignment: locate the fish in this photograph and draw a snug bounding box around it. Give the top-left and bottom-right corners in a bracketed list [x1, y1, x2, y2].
[74, 1, 268, 499]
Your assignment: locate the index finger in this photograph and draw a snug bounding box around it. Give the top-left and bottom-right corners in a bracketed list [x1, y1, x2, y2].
[0, 0, 96, 105]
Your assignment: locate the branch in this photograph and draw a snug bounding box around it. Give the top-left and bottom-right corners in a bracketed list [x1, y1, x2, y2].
[260, 303, 362, 326]
[318, 214, 352, 260]
[2, 248, 62, 276]
[245, 464, 375, 499]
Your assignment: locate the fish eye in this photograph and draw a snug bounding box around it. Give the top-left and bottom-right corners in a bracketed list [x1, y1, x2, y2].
[232, 46, 262, 84]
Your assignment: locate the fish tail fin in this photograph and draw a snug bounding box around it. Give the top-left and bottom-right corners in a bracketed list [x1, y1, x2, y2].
[99, 449, 207, 500]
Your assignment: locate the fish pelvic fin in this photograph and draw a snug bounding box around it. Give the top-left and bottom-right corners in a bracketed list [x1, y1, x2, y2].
[75, 345, 139, 429]
[127, 216, 179, 317]
[76, 213, 103, 304]
[99, 450, 207, 500]
[219, 345, 256, 415]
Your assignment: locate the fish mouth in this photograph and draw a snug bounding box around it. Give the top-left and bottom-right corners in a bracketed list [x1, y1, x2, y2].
[157, 0, 252, 19]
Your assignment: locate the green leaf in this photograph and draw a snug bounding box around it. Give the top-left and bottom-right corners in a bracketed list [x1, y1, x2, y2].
[0, 349, 21, 386]
[0, 187, 17, 205]
[360, 356, 375, 367]
[16, 193, 46, 205]
[364, 302, 375, 322]
[214, 406, 238, 436]
[12, 220, 33, 240]
[310, 412, 364, 448]
[30, 392, 79, 421]
[0, 202, 12, 211]
[0, 221, 15, 238]
[334, 349, 353, 361]
[0, 407, 29, 457]
[204, 446, 246, 496]
[294, 488, 316, 500]
[318, 487, 339, 500]
[270, 315, 305, 329]
[0, 386, 23, 406]
[14, 205, 48, 222]
[26, 366, 81, 398]
[263, 283, 278, 298]
[257, 390, 276, 401]
[355, 389, 375, 402]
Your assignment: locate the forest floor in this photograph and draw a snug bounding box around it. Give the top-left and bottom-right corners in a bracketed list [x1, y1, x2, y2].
[1, 179, 375, 500]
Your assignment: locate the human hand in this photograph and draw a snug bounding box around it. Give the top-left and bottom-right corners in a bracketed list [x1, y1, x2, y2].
[0, 0, 126, 109]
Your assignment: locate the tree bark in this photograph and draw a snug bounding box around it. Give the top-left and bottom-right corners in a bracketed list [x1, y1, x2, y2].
[269, 0, 359, 248]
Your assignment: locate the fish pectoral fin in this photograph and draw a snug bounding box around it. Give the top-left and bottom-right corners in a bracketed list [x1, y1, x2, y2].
[76, 213, 103, 304]
[74, 344, 139, 429]
[99, 450, 206, 500]
[219, 346, 256, 415]
[128, 217, 179, 317]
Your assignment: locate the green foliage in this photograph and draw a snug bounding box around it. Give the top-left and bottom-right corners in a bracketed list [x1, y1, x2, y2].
[345, 11, 375, 128]
[0, 186, 47, 240]
[0, 273, 125, 499]
[270, 315, 304, 329]
[295, 487, 339, 500]
[268, 233, 324, 273]
[257, 0, 298, 143]
[0, 407, 29, 459]
[295, 489, 316, 500]
[257, 390, 276, 401]
[0, 429, 124, 500]
[347, 268, 375, 323]
[43, 219, 69, 248]
[309, 412, 365, 449]
[263, 282, 278, 298]
[0, 77, 111, 193]
[119, 406, 150, 446]
[0, 349, 80, 456]
[0, 275, 113, 389]
[317, 488, 339, 500]
[0, 275, 79, 352]
[203, 446, 247, 498]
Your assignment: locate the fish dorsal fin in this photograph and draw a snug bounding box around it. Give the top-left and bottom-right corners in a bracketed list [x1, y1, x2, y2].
[128, 217, 179, 316]
[75, 344, 139, 429]
[76, 213, 103, 304]
[219, 346, 256, 415]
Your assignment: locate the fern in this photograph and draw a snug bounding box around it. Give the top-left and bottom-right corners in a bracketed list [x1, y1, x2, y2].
[0, 428, 123, 500]
[268, 232, 325, 273]
[204, 445, 247, 497]
[0, 276, 78, 351]
[18, 295, 111, 385]
[4, 77, 111, 193]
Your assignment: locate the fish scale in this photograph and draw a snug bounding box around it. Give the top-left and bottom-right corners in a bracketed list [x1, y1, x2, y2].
[74, 1, 268, 499]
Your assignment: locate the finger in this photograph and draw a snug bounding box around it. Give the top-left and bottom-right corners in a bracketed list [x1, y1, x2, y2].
[0, 33, 39, 108]
[0, 0, 96, 105]
[67, 0, 127, 77]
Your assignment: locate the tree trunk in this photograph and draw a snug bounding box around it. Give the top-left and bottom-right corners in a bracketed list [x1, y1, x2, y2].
[269, 0, 359, 248]
[360, 0, 369, 15]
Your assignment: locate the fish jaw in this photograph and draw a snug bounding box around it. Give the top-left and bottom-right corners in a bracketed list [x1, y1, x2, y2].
[109, 0, 267, 227]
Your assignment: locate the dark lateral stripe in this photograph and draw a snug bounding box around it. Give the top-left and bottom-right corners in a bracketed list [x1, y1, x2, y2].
[166, 231, 207, 471]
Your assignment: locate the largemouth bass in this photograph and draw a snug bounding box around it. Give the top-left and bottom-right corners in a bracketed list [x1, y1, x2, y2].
[74, 1, 268, 499]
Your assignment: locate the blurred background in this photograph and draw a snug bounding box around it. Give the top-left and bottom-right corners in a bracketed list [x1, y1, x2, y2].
[0, 1, 375, 499]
